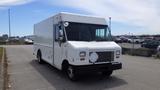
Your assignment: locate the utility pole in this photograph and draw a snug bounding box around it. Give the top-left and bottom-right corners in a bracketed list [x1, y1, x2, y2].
[8, 9, 11, 40]
[131, 33, 135, 55]
[109, 17, 111, 32]
[109, 17, 112, 40]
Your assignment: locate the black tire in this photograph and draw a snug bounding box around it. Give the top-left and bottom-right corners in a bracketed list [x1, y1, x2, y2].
[37, 51, 44, 64]
[102, 70, 113, 77]
[67, 65, 77, 81]
[128, 41, 131, 43]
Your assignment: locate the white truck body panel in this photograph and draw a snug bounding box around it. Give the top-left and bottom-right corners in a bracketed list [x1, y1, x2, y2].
[34, 17, 54, 64]
[64, 41, 121, 65]
[68, 41, 120, 49]
[59, 12, 107, 25]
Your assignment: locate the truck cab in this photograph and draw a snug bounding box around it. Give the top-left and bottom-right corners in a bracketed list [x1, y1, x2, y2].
[34, 12, 122, 80]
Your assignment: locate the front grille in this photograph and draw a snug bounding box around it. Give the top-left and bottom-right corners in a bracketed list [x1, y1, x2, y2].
[96, 52, 114, 62]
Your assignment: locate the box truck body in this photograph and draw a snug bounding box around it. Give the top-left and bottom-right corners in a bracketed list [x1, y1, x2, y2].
[34, 12, 122, 80]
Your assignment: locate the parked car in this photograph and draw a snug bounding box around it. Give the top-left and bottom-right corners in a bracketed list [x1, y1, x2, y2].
[24, 38, 33, 44]
[157, 45, 160, 52]
[119, 36, 130, 43]
[157, 45, 160, 57]
[134, 38, 144, 44]
[128, 37, 144, 44]
[114, 37, 122, 43]
[141, 40, 160, 49]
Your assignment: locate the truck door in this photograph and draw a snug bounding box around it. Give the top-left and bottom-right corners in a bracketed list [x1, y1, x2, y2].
[54, 25, 63, 68]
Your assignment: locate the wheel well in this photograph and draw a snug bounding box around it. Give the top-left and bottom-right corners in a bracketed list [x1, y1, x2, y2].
[62, 60, 69, 71]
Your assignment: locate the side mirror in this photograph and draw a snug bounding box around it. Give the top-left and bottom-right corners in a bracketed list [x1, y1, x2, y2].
[59, 30, 64, 41]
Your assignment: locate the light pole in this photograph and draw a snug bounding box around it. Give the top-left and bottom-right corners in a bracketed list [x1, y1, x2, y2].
[131, 33, 135, 55]
[109, 17, 112, 33]
[0, 7, 11, 43]
[108, 17, 113, 40]
[8, 9, 11, 40]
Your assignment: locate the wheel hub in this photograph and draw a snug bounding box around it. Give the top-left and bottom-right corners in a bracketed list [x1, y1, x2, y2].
[68, 66, 74, 78]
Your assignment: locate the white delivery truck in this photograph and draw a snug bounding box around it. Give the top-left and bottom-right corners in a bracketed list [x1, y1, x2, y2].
[34, 12, 122, 80]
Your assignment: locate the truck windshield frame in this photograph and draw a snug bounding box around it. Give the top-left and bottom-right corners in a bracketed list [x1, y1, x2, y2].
[64, 22, 112, 42]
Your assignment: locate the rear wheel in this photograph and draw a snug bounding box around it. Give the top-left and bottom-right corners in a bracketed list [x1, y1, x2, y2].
[37, 51, 44, 64]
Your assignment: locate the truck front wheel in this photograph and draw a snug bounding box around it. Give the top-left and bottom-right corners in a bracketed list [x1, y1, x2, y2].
[102, 70, 113, 77]
[67, 66, 77, 81]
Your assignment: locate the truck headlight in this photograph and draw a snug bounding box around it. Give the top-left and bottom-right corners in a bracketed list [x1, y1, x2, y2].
[79, 51, 86, 57]
[89, 52, 98, 63]
[116, 50, 120, 55]
[116, 50, 120, 58]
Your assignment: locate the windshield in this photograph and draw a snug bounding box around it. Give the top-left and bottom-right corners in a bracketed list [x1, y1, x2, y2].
[65, 22, 112, 41]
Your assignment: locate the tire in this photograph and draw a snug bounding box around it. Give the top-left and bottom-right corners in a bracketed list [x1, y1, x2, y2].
[67, 65, 77, 81]
[141, 45, 143, 47]
[128, 41, 131, 43]
[37, 51, 44, 64]
[102, 70, 113, 77]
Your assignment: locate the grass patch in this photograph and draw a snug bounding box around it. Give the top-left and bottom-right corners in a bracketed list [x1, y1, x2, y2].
[0, 47, 3, 62]
[3, 49, 10, 90]
[122, 47, 156, 57]
[0, 48, 10, 90]
[156, 52, 160, 59]
[0, 47, 4, 90]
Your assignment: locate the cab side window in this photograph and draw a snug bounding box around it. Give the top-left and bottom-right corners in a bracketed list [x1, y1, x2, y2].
[55, 24, 66, 42]
[55, 25, 59, 41]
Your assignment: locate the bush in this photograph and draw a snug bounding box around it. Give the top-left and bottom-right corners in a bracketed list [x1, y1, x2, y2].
[132, 48, 156, 57]
[122, 48, 130, 54]
[156, 52, 160, 59]
[0, 41, 6, 45]
[122, 47, 156, 57]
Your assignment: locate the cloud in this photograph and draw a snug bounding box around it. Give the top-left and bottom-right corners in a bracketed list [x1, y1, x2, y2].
[51, 0, 160, 34]
[0, 0, 34, 7]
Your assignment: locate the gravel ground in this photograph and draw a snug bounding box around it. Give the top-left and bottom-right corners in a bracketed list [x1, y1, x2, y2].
[0, 47, 9, 90]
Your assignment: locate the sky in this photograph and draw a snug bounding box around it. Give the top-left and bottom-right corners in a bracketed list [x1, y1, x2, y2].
[0, 0, 160, 36]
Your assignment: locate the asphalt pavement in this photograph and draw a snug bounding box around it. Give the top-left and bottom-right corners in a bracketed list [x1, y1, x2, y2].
[4, 45, 160, 90]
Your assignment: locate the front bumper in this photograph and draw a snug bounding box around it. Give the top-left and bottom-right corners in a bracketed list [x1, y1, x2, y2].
[71, 62, 122, 74]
